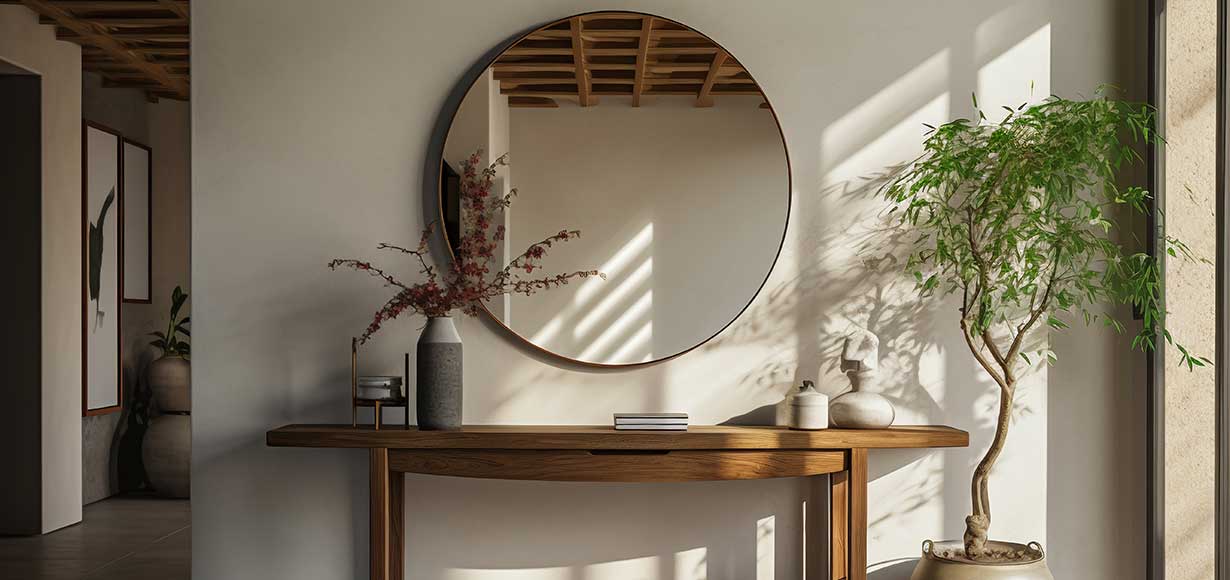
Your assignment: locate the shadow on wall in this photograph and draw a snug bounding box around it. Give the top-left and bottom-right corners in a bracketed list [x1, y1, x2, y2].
[400, 474, 810, 580]
[433, 3, 1051, 576]
[194, 1, 1079, 578]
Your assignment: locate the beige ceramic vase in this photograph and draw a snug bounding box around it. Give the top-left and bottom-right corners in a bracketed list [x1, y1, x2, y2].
[911, 540, 1053, 580]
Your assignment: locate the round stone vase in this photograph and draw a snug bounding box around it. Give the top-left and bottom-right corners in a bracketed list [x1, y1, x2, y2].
[417, 317, 462, 430]
[148, 355, 190, 413]
[829, 369, 895, 429]
[143, 355, 191, 497]
[143, 414, 191, 498]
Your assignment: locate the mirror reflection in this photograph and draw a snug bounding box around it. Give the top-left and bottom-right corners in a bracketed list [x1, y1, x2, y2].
[440, 12, 790, 366]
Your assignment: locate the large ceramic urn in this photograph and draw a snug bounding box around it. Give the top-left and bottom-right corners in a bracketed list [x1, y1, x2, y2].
[143, 356, 191, 498]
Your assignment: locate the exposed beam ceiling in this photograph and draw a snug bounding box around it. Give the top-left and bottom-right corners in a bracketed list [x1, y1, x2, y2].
[495, 12, 764, 108]
[9, 0, 190, 100]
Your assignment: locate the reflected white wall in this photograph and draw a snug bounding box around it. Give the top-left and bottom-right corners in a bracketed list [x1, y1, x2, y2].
[502, 98, 788, 364]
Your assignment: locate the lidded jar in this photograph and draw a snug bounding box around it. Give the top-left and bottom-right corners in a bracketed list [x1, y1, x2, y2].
[788, 380, 829, 430]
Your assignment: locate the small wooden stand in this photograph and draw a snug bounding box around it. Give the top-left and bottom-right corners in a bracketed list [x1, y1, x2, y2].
[350, 338, 410, 430]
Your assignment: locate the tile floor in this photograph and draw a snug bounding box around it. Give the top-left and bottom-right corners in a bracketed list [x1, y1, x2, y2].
[0, 495, 189, 579]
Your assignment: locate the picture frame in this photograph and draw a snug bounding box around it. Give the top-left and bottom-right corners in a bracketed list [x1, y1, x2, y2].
[122, 138, 152, 304]
[82, 120, 123, 416]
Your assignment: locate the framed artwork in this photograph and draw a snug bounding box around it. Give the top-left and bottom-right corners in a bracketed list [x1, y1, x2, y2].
[122, 139, 151, 303]
[83, 121, 122, 415]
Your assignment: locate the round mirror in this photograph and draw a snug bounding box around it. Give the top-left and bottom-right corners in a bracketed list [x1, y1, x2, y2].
[438, 11, 790, 366]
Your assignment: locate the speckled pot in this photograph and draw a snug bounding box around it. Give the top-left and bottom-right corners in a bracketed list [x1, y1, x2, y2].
[911, 540, 1053, 580]
[416, 317, 462, 430]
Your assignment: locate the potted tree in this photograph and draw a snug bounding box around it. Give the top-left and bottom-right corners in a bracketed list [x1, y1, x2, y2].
[882, 89, 1206, 579]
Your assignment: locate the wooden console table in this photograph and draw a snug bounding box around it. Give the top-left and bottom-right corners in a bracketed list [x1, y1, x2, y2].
[266, 424, 968, 580]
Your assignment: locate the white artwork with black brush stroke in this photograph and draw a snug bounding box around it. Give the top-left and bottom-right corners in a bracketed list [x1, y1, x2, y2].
[85, 125, 121, 411]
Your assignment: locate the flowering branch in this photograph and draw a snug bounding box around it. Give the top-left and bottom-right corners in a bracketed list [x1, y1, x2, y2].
[331, 149, 604, 342]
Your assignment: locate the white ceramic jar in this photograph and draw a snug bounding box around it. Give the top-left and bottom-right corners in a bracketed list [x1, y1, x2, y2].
[788, 381, 829, 430]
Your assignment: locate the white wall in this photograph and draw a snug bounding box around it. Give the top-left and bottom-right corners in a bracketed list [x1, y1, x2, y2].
[0, 4, 83, 533]
[502, 98, 787, 364]
[192, 1, 1145, 578]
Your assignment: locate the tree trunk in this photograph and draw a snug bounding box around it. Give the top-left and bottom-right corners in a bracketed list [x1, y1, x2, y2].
[963, 380, 1015, 560]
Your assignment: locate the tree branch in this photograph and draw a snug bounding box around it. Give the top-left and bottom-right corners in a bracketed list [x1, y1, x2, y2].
[1006, 244, 1063, 363]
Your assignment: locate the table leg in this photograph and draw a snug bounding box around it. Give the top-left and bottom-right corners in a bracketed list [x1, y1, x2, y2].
[807, 475, 829, 579]
[371, 449, 391, 580]
[390, 469, 404, 580]
[830, 469, 848, 580]
[829, 449, 868, 580]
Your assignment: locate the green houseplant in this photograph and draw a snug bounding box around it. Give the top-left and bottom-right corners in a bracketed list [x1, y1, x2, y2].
[146, 284, 191, 413]
[882, 89, 1205, 574]
[149, 285, 190, 358]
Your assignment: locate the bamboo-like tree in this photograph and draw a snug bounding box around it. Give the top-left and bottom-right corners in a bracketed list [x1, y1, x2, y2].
[882, 88, 1206, 561]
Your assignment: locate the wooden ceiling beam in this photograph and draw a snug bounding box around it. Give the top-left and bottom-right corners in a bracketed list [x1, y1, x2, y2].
[580, 13, 643, 20]
[21, 0, 189, 99]
[504, 48, 573, 56]
[569, 17, 594, 106]
[109, 31, 189, 41]
[500, 78, 587, 87]
[650, 30, 703, 39]
[647, 63, 742, 73]
[527, 29, 702, 40]
[696, 51, 729, 107]
[502, 87, 757, 98]
[41, 16, 183, 27]
[103, 78, 161, 88]
[34, 1, 186, 10]
[508, 96, 559, 108]
[105, 71, 188, 80]
[156, 0, 188, 19]
[492, 63, 575, 72]
[646, 77, 756, 85]
[631, 16, 652, 107]
[83, 62, 138, 70]
[132, 47, 190, 55]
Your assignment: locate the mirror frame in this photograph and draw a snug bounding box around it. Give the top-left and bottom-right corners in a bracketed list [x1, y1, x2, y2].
[431, 10, 792, 368]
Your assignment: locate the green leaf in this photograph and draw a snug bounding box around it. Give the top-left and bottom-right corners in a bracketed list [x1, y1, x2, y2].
[879, 88, 1210, 377]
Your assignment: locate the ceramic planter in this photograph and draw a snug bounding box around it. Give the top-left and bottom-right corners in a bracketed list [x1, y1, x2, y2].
[147, 355, 190, 413]
[143, 414, 190, 498]
[416, 317, 462, 430]
[143, 356, 191, 497]
[911, 540, 1053, 580]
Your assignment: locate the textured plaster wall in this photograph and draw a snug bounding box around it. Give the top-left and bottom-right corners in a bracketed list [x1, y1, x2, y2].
[1164, 0, 1218, 579]
[194, 1, 1144, 578]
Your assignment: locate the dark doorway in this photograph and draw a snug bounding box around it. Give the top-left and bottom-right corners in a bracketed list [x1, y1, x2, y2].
[0, 66, 43, 535]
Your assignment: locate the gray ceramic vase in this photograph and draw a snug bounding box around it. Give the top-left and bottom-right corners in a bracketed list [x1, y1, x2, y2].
[144, 356, 191, 497]
[416, 317, 462, 430]
[148, 356, 190, 413]
[143, 414, 190, 498]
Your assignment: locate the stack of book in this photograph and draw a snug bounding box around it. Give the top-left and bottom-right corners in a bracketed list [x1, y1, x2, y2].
[613, 413, 689, 431]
